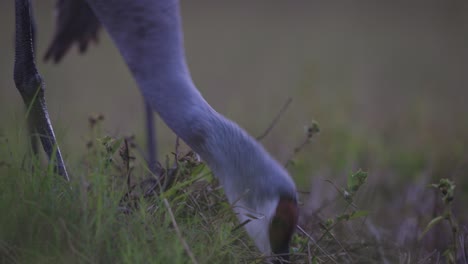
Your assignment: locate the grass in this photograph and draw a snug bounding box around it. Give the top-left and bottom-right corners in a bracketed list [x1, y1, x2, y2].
[1, 113, 467, 264]
[0, 121, 256, 263]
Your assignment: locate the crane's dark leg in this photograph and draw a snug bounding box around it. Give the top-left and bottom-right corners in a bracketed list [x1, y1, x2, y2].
[144, 100, 157, 174]
[27, 117, 40, 155]
[27, 1, 39, 156]
[14, 0, 69, 181]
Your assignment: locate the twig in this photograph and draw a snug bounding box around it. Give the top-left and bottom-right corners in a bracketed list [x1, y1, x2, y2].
[284, 138, 311, 168]
[257, 97, 292, 141]
[123, 135, 147, 166]
[307, 241, 312, 264]
[296, 225, 338, 263]
[460, 226, 468, 264]
[163, 199, 199, 264]
[0, 239, 18, 263]
[123, 139, 131, 190]
[417, 250, 439, 264]
[284, 121, 319, 168]
[324, 179, 358, 209]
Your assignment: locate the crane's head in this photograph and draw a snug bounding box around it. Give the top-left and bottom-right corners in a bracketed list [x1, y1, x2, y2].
[268, 196, 298, 262]
[190, 113, 299, 262]
[233, 193, 297, 263]
[224, 162, 298, 263]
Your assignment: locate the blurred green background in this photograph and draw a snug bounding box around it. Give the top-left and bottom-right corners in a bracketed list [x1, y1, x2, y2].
[1, 0, 468, 251]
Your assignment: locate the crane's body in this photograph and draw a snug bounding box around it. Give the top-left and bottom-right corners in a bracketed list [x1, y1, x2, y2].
[14, 0, 298, 261]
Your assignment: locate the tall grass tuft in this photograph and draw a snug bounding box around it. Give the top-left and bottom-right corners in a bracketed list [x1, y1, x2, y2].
[0, 121, 257, 263]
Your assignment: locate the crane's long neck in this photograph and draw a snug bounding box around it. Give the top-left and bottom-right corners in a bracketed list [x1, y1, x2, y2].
[85, 0, 263, 180]
[86, 1, 215, 151]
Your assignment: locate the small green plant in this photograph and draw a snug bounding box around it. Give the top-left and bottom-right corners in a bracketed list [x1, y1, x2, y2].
[420, 178, 459, 264]
[322, 170, 369, 235]
[292, 170, 369, 263]
[285, 121, 320, 168]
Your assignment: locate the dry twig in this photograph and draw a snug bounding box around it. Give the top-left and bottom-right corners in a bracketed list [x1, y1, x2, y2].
[257, 97, 292, 141]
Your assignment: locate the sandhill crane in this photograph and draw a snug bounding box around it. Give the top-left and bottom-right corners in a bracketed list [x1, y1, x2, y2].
[14, 0, 298, 261]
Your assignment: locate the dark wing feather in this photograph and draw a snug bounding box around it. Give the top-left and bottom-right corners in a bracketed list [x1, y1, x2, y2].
[44, 0, 101, 63]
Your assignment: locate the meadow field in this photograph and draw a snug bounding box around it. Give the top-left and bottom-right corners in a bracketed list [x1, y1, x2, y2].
[1, 1, 468, 263]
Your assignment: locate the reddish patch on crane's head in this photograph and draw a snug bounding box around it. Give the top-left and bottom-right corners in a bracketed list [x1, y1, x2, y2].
[269, 196, 298, 262]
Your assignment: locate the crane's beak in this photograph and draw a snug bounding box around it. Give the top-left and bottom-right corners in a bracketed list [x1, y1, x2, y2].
[269, 197, 298, 263]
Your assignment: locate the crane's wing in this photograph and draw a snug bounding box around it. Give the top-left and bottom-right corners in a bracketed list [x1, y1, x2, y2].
[44, 0, 101, 63]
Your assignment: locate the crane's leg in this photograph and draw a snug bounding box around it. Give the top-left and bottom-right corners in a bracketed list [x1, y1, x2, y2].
[14, 0, 70, 181]
[27, 0, 39, 156]
[144, 101, 158, 174]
